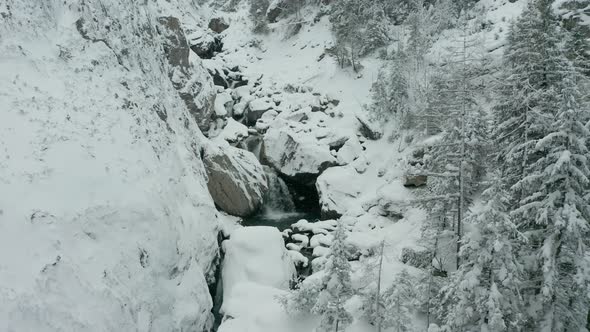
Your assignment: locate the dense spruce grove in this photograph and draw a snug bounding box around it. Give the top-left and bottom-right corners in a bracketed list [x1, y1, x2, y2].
[281, 0, 590, 331]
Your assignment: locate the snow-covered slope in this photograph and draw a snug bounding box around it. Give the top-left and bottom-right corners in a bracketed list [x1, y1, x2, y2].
[0, 1, 222, 330]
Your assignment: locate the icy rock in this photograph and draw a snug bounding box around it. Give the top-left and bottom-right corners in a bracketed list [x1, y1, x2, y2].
[222, 227, 295, 305]
[262, 127, 337, 183]
[203, 145, 268, 217]
[316, 166, 364, 219]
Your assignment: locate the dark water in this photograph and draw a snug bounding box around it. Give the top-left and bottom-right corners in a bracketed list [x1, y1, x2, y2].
[241, 208, 321, 231]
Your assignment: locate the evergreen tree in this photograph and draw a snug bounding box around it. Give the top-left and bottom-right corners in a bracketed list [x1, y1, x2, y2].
[494, 1, 590, 329]
[381, 269, 415, 332]
[312, 220, 354, 331]
[514, 59, 590, 332]
[437, 178, 525, 331]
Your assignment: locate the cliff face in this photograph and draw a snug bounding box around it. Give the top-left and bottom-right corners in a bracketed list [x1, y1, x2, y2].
[0, 1, 221, 330]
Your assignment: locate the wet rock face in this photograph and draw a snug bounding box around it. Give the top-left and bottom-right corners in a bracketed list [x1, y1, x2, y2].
[158, 16, 216, 133]
[203, 145, 268, 217]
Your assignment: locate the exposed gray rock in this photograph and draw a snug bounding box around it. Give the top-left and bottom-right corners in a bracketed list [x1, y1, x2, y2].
[403, 174, 428, 187]
[209, 17, 229, 33]
[158, 16, 216, 133]
[356, 114, 382, 140]
[203, 145, 268, 217]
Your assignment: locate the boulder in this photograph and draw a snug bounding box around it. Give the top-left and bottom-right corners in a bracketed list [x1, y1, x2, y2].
[246, 98, 274, 126]
[203, 145, 268, 217]
[209, 17, 229, 33]
[214, 90, 234, 117]
[190, 32, 223, 59]
[336, 135, 363, 165]
[316, 166, 364, 219]
[356, 114, 382, 140]
[262, 127, 337, 184]
[403, 174, 427, 187]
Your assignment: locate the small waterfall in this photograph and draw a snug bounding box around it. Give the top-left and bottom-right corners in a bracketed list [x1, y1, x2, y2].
[263, 166, 295, 212]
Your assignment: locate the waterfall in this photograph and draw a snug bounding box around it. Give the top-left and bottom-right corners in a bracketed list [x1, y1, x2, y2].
[263, 166, 296, 212]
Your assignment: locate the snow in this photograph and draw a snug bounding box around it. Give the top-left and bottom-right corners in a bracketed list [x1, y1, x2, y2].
[215, 90, 234, 117]
[219, 118, 249, 143]
[221, 226, 295, 306]
[0, 1, 221, 330]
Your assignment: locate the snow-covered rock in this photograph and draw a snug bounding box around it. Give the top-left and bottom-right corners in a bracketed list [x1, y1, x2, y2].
[316, 166, 365, 219]
[0, 2, 221, 330]
[221, 227, 295, 306]
[220, 118, 249, 143]
[214, 90, 234, 117]
[203, 145, 268, 217]
[246, 98, 274, 125]
[262, 127, 337, 183]
[336, 135, 363, 165]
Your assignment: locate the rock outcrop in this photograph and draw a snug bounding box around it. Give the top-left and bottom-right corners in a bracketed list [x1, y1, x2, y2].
[262, 127, 337, 184]
[204, 145, 268, 217]
[158, 16, 216, 133]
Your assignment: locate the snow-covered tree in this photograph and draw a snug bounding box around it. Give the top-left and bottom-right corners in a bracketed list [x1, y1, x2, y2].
[380, 269, 415, 332]
[437, 178, 525, 331]
[494, 1, 590, 329]
[513, 59, 590, 332]
[312, 221, 354, 331]
[283, 221, 354, 331]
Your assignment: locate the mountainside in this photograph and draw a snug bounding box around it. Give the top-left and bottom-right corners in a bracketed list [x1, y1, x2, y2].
[0, 1, 222, 330]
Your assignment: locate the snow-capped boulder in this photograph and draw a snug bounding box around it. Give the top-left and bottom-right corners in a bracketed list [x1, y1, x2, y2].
[316, 166, 365, 219]
[220, 118, 249, 143]
[336, 135, 363, 165]
[214, 90, 234, 118]
[262, 127, 337, 183]
[203, 145, 268, 217]
[221, 227, 295, 305]
[246, 98, 274, 125]
[189, 31, 223, 59]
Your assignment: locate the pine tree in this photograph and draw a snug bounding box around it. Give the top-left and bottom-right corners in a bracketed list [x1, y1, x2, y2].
[438, 177, 525, 331]
[494, 1, 590, 329]
[312, 221, 354, 332]
[381, 270, 415, 332]
[514, 59, 590, 332]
